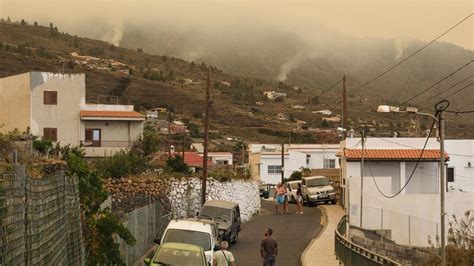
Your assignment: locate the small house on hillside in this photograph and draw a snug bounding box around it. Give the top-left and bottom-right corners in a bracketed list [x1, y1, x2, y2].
[264, 91, 287, 100]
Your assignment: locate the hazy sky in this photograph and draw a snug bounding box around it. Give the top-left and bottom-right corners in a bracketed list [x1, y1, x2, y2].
[1, 0, 473, 50]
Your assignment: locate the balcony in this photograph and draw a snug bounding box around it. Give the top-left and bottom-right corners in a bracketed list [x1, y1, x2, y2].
[81, 140, 133, 157]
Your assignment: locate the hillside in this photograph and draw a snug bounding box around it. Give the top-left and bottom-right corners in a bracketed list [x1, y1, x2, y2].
[1, 20, 473, 143]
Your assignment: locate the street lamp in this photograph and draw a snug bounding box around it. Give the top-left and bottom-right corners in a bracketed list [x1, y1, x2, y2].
[377, 104, 446, 266]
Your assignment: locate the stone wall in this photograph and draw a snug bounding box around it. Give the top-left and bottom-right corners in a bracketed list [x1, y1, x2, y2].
[168, 178, 261, 222]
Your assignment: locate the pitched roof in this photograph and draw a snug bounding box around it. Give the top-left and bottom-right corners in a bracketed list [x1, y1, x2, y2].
[342, 149, 448, 161]
[174, 152, 213, 167]
[80, 110, 145, 119]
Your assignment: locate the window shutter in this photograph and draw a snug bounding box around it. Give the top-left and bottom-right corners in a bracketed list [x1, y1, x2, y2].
[85, 129, 93, 141]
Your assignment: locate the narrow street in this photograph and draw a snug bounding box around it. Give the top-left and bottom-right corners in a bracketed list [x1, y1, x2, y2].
[230, 200, 323, 266]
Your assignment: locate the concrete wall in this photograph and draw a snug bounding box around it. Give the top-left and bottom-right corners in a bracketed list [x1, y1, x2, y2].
[0, 72, 31, 133]
[30, 72, 85, 146]
[349, 176, 474, 247]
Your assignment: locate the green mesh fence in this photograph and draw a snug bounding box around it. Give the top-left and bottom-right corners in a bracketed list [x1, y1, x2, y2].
[0, 166, 85, 266]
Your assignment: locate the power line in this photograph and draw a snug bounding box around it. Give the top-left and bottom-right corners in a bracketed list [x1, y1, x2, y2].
[445, 109, 474, 114]
[368, 118, 437, 198]
[373, 136, 474, 158]
[315, 78, 343, 98]
[440, 81, 474, 100]
[403, 60, 474, 104]
[352, 13, 473, 94]
[418, 74, 474, 106]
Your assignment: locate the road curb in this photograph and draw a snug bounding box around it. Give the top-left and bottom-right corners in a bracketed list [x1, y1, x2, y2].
[300, 205, 329, 266]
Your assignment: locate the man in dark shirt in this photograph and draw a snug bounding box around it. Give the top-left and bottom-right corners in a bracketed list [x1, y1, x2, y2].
[260, 228, 278, 266]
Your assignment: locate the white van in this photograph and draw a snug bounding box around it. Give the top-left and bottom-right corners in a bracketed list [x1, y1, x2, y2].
[158, 218, 219, 264]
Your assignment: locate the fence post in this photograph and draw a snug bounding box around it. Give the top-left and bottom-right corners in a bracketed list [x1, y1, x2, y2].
[381, 209, 384, 242]
[408, 215, 411, 246]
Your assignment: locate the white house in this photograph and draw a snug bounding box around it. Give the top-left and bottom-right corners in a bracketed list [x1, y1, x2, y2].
[249, 143, 340, 184]
[341, 137, 474, 247]
[445, 140, 474, 192]
[0, 72, 145, 157]
[208, 152, 233, 165]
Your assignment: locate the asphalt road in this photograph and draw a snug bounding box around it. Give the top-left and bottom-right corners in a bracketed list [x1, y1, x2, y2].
[230, 200, 323, 266]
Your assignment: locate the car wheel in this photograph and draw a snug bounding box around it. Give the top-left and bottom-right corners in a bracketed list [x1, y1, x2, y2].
[332, 200, 336, 204]
[232, 231, 239, 244]
[291, 196, 296, 204]
[306, 196, 312, 207]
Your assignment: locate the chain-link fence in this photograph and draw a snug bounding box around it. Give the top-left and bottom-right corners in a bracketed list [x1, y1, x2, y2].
[0, 165, 84, 266]
[116, 202, 172, 266]
[351, 204, 439, 247]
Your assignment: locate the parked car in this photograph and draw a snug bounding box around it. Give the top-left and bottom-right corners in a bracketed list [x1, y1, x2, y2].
[259, 185, 270, 199]
[301, 176, 336, 206]
[158, 219, 219, 264]
[144, 242, 207, 266]
[284, 180, 302, 203]
[198, 200, 241, 244]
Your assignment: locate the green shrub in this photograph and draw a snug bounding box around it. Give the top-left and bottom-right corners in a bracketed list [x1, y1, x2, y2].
[33, 137, 53, 155]
[165, 155, 189, 173]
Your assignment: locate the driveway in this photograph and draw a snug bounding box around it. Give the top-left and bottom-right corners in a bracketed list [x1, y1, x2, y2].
[230, 200, 323, 266]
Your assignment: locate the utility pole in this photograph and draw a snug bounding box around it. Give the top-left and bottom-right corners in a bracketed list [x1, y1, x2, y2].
[439, 109, 446, 266]
[241, 140, 245, 168]
[342, 75, 347, 140]
[281, 143, 285, 184]
[167, 110, 172, 155]
[201, 70, 211, 206]
[182, 131, 186, 160]
[360, 129, 365, 228]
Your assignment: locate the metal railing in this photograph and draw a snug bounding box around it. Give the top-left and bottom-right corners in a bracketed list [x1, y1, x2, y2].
[80, 140, 133, 148]
[335, 215, 401, 266]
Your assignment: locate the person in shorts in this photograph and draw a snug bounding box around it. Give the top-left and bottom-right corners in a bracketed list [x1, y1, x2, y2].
[296, 182, 304, 214]
[275, 183, 285, 215]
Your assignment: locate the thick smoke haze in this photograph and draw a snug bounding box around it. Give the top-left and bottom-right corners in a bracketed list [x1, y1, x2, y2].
[2, 0, 473, 90]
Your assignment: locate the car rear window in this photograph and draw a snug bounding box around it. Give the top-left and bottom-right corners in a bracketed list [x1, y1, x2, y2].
[153, 247, 203, 266]
[163, 229, 211, 251]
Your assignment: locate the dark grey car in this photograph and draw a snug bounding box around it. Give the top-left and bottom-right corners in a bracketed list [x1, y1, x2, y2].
[198, 200, 241, 244]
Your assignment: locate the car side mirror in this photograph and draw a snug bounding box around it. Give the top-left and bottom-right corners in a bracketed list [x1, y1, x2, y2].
[144, 258, 151, 265]
[213, 244, 220, 251]
[196, 211, 200, 216]
[330, 181, 335, 186]
[153, 238, 161, 245]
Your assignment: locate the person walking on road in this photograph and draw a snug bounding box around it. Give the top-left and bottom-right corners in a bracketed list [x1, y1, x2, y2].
[296, 183, 304, 214]
[261, 228, 278, 266]
[213, 241, 235, 266]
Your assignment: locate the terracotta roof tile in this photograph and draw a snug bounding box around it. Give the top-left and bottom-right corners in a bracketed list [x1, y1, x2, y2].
[343, 149, 448, 161]
[80, 110, 145, 118]
[173, 152, 213, 167]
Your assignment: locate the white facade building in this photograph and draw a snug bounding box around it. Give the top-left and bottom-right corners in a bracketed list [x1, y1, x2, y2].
[341, 137, 474, 247]
[208, 152, 233, 165]
[249, 143, 340, 184]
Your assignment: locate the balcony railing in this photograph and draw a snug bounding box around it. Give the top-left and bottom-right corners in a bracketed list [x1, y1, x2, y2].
[80, 140, 133, 148]
[335, 215, 401, 266]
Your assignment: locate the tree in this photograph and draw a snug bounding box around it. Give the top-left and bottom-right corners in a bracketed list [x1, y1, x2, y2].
[34, 21, 38, 27]
[165, 155, 189, 173]
[20, 19, 26, 26]
[7, 17, 11, 23]
[321, 119, 329, 128]
[62, 148, 135, 265]
[289, 171, 303, 181]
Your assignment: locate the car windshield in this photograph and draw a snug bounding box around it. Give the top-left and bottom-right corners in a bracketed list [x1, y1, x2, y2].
[289, 182, 300, 189]
[163, 230, 211, 251]
[306, 178, 330, 187]
[153, 246, 203, 266]
[200, 206, 231, 221]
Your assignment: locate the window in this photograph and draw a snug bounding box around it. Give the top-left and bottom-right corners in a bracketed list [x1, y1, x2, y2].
[216, 160, 229, 165]
[324, 159, 336, 168]
[43, 128, 57, 142]
[43, 91, 57, 105]
[85, 128, 101, 147]
[306, 154, 311, 165]
[268, 165, 282, 174]
[447, 167, 454, 182]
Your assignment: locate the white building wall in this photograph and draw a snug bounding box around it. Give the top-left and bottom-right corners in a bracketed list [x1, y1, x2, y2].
[445, 140, 474, 192]
[30, 72, 85, 146]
